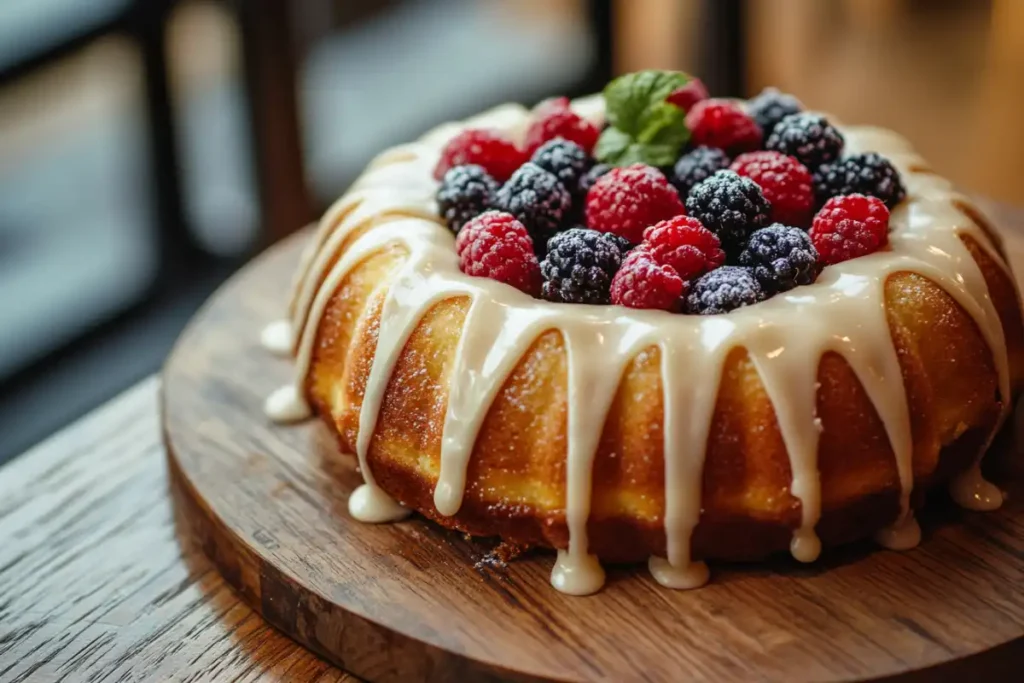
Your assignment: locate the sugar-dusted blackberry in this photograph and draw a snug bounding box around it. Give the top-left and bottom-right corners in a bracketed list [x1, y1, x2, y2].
[671, 146, 731, 198]
[684, 170, 771, 252]
[685, 266, 765, 314]
[765, 113, 844, 170]
[813, 152, 907, 209]
[437, 164, 498, 234]
[577, 163, 612, 199]
[746, 87, 803, 138]
[530, 138, 594, 201]
[738, 224, 821, 294]
[494, 162, 572, 243]
[540, 228, 627, 304]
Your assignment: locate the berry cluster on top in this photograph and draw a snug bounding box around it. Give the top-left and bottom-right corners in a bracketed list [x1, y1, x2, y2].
[433, 71, 907, 314]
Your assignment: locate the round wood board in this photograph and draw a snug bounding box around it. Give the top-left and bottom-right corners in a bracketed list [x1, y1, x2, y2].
[164, 227, 1024, 683]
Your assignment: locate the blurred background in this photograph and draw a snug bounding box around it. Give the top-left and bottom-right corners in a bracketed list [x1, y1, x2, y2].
[1, 0, 1022, 464]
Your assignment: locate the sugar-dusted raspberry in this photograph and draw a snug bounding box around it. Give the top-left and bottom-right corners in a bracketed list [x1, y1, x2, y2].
[610, 248, 686, 311]
[685, 99, 763, 156]
[530, 138, 594, 202]
[765, 113, 844, 170]
[642, 216, 725, 281]
[671, 146, 731, 198]
[434, 128, 527, 182]
[436, 164, 497, 234]
[813, 152, 906, 209]
[585, 164, 685, 244]
[685, 170, 771, 252]
[524, 97, 601, 156]
[455, 211, 540, 294]
[685, 266, 765, 314]
[738, 224, 820, 294]
[809, 194, 890, 265]
[494, 162, 572, 244]
[540, 228, 627, 304]
[730, 150, 814, 228]
[666, 77, 709, 112]
[746, 87, 803, 138]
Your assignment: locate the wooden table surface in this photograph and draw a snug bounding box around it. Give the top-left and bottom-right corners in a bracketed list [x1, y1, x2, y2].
[2, 198, 1023, 682]
[0, 377, 355, 682]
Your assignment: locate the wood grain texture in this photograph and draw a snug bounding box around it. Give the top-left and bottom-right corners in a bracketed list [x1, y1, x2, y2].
[0, 378, 356, 683]
[160, 199, 1024, 682]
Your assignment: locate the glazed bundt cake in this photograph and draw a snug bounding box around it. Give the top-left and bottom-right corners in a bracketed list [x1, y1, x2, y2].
[262, 71, 1024, 596]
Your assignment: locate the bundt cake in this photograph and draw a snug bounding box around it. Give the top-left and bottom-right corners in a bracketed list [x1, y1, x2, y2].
[261, 71, 1024, 596]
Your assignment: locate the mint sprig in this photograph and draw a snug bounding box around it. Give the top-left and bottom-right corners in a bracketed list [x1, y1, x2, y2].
[596, 70, 693, 167]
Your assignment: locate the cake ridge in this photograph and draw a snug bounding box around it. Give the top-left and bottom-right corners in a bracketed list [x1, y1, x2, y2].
[263, 97, 1014, 596]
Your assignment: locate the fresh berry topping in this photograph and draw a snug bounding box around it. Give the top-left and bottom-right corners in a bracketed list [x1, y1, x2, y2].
[455, 211, 540, 294]
[685, 266, 765, 314]
[524, 97, 601, 156]
[809, 194, 890, 265]
[671, 146, 731, 198]
[434, 129, 526, 182]
[610, 248, 686, 310]
[685, 170, 771, 252]
[493, 162, 572, 244]
[436, 164, 497, 234]
[685, 99, 763, 156]
[585, 164, 685, 244]
[642, 216, 725, 281]
[738, 224, 821, 294]
[666, 78, 709, 111]
[765, 113, 844, 170]
[746, 87, 803, 138]
[540, 228, 627, 304]
[730, 151, 814, 228]
[577, 163, 612, 198]
[813, 152, 907, 209]
[604, 231, 635, 255]
[530, 138, 594, 201]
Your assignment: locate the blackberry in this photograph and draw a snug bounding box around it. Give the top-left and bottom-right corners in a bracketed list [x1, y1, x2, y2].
[494, 162, 572, 243]
[603, 231, 635, 255]
[540, 228, 627, 304]
[685, 266, 765, 315]
[436, 164, 498, 233]
[813, 152, 906, 209]
[578, 163, 612, 199]
[530, 138, 594, 201]
[685, 170, 771, 253]
[765, 113, 844, 170]
[738, 224, 821, 294]
[746, 87, 803, 138]
[671, 146, 731, 198]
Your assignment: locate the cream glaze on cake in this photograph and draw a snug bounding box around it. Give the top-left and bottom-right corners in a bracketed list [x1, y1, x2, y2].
[263, 95, 1012, 596]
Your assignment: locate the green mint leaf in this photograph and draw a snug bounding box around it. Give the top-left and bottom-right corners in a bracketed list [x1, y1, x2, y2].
[594, 127, 633, 164]
[603, 70, 691, 135]
[595, 125, 685, 167]
[637, 101, 690, 150]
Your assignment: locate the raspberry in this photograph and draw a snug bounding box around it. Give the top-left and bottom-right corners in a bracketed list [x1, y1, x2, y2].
[685, 266, 765, 315]
[494, 162, 572, 244]
[585, 164, 685, 244]
[671, 146, 731, 198]
[809, 194, 890, 265]
[730, 151, 814, 228]
[524, 97, 601, 156]
[813, 152, 906, 210]
[577, 163, 612, 199]
[746, 87, 803, 138]
[765, 113, 844, 170]
[530, 138, 594, 202]
[666, 78, 709, 111]
[685, 170, 771, 252]
[738, 224, 821, 294]
[455, 211, 540, 295]
[540, 228, 627, 304]
[610, 248, 686, 311]
[436, 164, 497, 234]
[641, 216, 725, 281]
[434, 129, 527, 182]
[685, 99, 763, 156]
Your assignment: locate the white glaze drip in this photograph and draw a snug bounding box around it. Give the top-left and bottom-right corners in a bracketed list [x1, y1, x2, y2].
[264, 98, 1013, 594]
[260, 319, 294, 356]
[950, 463, 1004, 511]
[875, 513, 922, 550]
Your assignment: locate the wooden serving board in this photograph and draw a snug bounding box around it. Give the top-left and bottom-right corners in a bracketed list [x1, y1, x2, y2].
[163, 204, 1024, 683]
